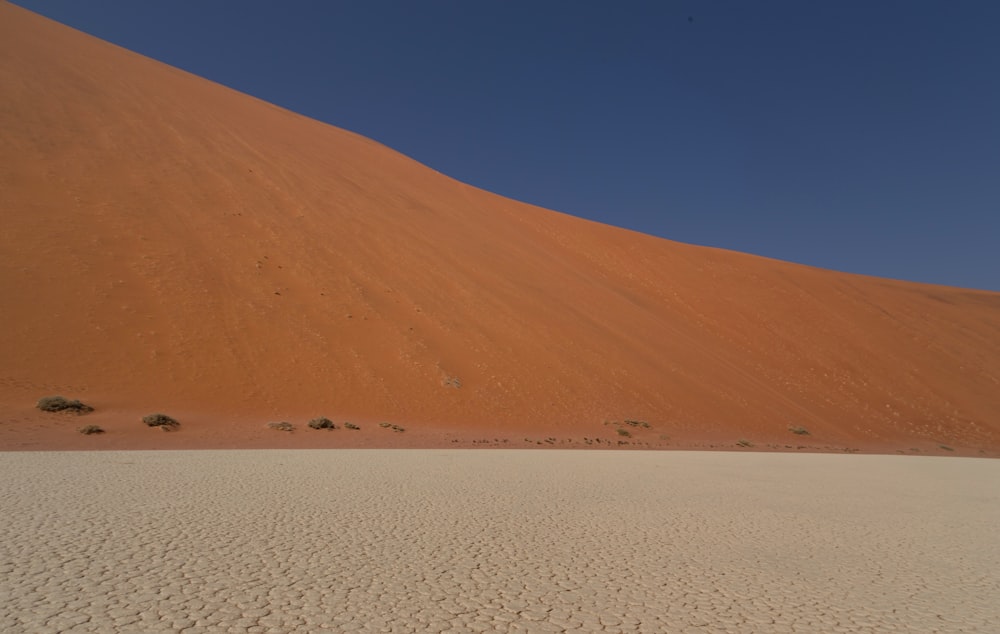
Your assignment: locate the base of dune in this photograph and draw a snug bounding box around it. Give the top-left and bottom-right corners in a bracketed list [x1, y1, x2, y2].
[1, 405, 995, 457]
[2, 450, 998, 633]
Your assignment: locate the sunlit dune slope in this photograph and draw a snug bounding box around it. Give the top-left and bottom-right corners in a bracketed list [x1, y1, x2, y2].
[2, 2, 999, 451]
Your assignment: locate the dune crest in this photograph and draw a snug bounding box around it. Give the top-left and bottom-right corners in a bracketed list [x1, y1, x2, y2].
[2, 3, 999, 452]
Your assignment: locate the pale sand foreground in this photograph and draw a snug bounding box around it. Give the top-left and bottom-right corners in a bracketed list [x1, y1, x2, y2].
[1, 451, 998, 633]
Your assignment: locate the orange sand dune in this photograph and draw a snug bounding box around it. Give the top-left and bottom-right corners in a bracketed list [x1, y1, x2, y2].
[2, 3, 999, 453]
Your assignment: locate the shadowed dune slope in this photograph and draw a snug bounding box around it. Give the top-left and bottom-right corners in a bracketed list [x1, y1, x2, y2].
[2, 3, 999, 451]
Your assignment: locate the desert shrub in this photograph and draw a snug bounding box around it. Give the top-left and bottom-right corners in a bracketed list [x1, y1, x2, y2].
[308, 417, 336, 430]
[267, 421, 294, 432]
[78, 425, 104, 435]
[142, 413, 178, 428]
[939, 444, 954, 452]
[37, 395, 93, 414]
[788, 425, 810, 435]
[616, 428, 631, 437]
[344, 422, 360, 430]
[378, 422, 391, 428]
[623, 419, 651, 428]
[736, 439, 753, 447]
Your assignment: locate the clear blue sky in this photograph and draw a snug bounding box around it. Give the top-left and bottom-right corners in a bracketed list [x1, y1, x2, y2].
[14, 1, 1000, 290]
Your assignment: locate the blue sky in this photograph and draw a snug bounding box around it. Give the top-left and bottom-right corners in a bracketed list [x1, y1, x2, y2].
[15, 1, 1000, 290]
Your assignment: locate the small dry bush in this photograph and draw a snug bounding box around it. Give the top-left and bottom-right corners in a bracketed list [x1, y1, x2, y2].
[344, 422, 360, 430]
[623, 419, 651, 429]
[142, 413, 179, 428]
[788, 425, 810, 435]
[37, 395, 94, 414]
[268, 421, 294, 432]
[78, 425, 104, 435]
[308, 417, 336, 430]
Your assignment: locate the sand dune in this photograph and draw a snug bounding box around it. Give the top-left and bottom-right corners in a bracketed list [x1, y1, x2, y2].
[2, 3, 999, 453]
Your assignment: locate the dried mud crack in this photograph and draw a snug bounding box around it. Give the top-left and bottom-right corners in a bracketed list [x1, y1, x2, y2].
[1, 450, 998, 633]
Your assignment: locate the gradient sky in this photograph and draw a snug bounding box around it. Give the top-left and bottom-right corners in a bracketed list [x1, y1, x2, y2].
[14, 1, 1000, 290]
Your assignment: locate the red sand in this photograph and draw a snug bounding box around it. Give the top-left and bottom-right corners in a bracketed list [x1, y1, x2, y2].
[2, 3, 999, 455]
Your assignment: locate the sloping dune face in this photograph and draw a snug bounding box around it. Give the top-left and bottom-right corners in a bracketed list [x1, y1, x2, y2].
[2, 3, 999, 451]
